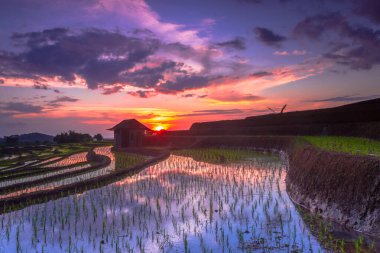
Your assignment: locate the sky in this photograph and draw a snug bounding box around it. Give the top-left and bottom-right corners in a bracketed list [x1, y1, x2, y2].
[0, 0, 379, 137]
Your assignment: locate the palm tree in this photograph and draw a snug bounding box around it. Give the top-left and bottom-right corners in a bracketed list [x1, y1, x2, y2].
[267, 104, 287, 114]
[280, 104, 287, 114]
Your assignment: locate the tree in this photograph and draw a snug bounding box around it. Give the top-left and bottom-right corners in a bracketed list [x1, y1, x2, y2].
[5, 135, 19, 146]
[54, 131, 93, 143]
[94, 133, 103, 142]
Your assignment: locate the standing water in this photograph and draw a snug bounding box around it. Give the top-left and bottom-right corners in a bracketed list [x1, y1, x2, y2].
[0, 153, 324, 252]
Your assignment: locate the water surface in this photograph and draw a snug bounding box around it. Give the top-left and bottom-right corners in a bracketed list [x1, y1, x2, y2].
[0, 153, 324, 252]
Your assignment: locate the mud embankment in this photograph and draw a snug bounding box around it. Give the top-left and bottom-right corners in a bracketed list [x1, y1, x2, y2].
[287, 145, 380, 237]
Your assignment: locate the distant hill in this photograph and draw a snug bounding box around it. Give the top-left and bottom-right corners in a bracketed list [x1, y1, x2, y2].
[18, 133, 54, 143]
[190, 98, 380, 139]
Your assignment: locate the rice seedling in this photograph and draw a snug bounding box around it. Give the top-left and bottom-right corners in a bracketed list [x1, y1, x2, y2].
[172, 147, 279, 164]
[42, 152, 88, 168]
[114, 151, 148, 170]
[0, 148, 375, 252]
[302, 136, 380, 157]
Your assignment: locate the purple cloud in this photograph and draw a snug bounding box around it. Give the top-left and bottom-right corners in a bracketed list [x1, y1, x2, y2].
[2, 102, 43, 113]
[254, 27, 287, 47]
[216, 37, 246, 50]
[294, 12, 380, 70]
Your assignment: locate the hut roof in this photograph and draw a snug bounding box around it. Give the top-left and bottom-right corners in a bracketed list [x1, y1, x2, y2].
[107, 119, 151, 131]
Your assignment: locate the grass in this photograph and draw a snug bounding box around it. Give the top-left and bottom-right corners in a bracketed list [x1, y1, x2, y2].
[114, 152, 148, 170]
[172, 147, 278, 164]
[302, 136, 380, 157]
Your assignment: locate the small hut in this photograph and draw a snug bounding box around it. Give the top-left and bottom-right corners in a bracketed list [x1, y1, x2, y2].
[108, 119, 151, 149]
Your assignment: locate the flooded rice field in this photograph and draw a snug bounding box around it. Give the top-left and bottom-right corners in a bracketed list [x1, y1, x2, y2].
[0, 152, 327, 252]
[0, 147, 116, 200]
[41, 152, 88, 168]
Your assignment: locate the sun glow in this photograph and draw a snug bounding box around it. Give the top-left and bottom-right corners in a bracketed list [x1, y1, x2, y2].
[154, 125, 165, 131]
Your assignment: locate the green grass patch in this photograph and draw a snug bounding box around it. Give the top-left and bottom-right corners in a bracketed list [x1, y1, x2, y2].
[114, 152, 148, 170]
[302, 136, 380, 157]
[172, 148, 278, 164]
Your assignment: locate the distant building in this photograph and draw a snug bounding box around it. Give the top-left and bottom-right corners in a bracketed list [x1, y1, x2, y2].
[108, 119, 152, 149]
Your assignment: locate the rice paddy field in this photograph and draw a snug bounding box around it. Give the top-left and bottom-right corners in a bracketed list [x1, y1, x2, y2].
[0, 147, 151, 200]
[302, 136, 380, 157]
[0, 144, 93, 169]
[172, 148, 280, 164]
[0, 146, 376, 253]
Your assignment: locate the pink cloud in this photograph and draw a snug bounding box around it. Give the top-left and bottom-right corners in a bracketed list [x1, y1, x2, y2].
[200, 18, 217, 27]
[274, 50, 290, 56]
[92, 0, 207, 46]
[274, 50, 307, 56]
[208, 91, 264, 102]
[203, 58, 332, 97]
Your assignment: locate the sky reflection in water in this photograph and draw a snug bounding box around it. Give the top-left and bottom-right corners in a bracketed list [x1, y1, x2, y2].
[0, 154, 323, 252]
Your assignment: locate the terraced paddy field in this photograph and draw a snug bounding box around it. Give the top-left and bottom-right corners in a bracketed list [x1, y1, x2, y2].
[302, 136, 380, 157]
[0, 147, 376, 252]
[0, 147, 152, 201]
[0, 142, 112, 169]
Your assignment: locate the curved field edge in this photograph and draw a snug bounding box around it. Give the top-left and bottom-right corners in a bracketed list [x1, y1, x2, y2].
[0, 143, 101, 169]
[0, 158, 108, 195]
[0, 150, 90, 176]
[0, 161, 90, 182]
[146, 135, 380, 237]
[286, 144, 380, 237]
[0, 149, 169, 214]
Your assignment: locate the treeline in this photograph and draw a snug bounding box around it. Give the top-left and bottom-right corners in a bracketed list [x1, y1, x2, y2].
[1, 131, 104, 146]
[54, 131, 103, 143]
[0, 134, 53, 146]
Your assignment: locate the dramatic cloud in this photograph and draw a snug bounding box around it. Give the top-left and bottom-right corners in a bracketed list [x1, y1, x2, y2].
[209, 92, 264, 102]
[101, 85, 125, 95]
[356, 0, 380, 24]
[254, 27, 287, 47]
[294, 12, 380, 70]
[274, 50, 307, 56]
[178, 109, 244, 117]
[293, 12, 343, 40]
[46, 96, 79, 108]
[182, 94, 196, 98]
[308, 94, 380, 102]
[33, 83, 48, 90]
[181, 93, 208, 98]
[250, 71, 272, 78]
[127, 90, 157, 98]
[216, 37, 246, 50]
[2, 102, 43, 113]
[1, 0, 379, 136]
[2, 28, 160, 88]
[157, 75, 216, 94]
[93, 0, 206, 46]
[123, 61, 180, 89]
[1, 27, 243, 95]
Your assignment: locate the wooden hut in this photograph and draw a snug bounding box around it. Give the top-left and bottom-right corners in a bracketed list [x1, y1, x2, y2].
[108, 119, 151, 149]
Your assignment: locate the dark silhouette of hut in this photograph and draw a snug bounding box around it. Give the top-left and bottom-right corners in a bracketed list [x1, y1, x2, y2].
[108, 119, 151, 149]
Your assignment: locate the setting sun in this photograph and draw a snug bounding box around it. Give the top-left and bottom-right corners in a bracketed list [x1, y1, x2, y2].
[154, 125, 165, 131]
[0, 0, 379, 252]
